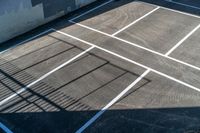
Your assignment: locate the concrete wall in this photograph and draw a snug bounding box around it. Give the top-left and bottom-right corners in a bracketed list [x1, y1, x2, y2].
[0, 0, 97, 43]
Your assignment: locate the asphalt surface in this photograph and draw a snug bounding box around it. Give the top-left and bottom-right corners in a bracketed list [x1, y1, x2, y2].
[1, 0, 200, 133]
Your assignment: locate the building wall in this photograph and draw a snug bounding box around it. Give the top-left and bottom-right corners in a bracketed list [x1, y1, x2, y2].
[0, 0, 97, 43]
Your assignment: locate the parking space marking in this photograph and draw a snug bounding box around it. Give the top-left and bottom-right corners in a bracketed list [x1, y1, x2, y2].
[68, 0, 200, 73]
[75, 69, 151, 133]
[70, 0, 113, 21]
[1, 1, 200, 132]
[112, 6, 160, 36]
[0, 46, 95, 106]
[57, 20, 200, 131]
[0, 122, 13, 133]
[69, 20, 200, 72]
[55, 29, 200, 92]
[165, 0, 200, 10]
[165, 23, 200, 56]
[0, 29, 52, 55]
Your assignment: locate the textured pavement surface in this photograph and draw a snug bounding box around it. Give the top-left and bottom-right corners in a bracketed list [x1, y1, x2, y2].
[1, 0, 200, 133]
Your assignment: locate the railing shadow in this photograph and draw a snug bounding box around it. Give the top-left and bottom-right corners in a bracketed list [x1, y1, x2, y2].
[0, 35, 151, 132]
[1, 0, 200, 132]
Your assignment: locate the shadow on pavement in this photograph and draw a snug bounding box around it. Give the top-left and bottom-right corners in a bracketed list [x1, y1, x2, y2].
[2, 0, 200, 52]
[1, 107, 200, 133]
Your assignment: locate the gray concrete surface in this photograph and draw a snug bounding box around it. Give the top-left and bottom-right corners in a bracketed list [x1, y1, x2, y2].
[86, 71, 200, 133]
[60, 24, 200, 90]
[73, 1, 200, 54]
[1, 0, 200, 133]
[116, 8, 200, 53]
[170, 28, 200, 68]
[74, 1, 157, 34]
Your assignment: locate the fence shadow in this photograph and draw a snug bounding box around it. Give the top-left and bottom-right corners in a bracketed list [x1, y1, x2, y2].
[1, 0, 200, 132]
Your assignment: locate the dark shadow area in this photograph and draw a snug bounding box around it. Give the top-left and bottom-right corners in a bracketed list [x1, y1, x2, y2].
[0, 48, 149, 109]
[1, 0, 200, 52]
[140, 0, 200, 15]
[1, 107, 200, 133]
[0, 34, 145, 83]
[31, 0, 76, 18]
[0, 57, 199, 133]
[0, 0, 31, 16]
[0, 0, 138, 51]
[0, 36, 150, 132]
[1, 0, 200, 132]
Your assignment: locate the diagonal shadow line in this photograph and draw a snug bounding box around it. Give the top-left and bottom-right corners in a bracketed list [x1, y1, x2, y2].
[14, 68, 151, 113]
[0, 51, 152, 113]
[0, 40, 60, 65]
[64, 71, 128, 109]
[0, 78, 46, 112]
[49, 35, 150, 81]
[117, 79, 151, 103]
[0, 61, 109, 112]
[0, 52, 90, 84]
[48, 34, 91, 51]
[0, 53, 91, 110]
[0, 31, 93, 68]
[1, 71, 35, 86]
[0, 37, 80, 68]
[0, 40, 151, 112]
[0, 46, 75, 79]
[0, 68, 65, 111]
[0, 33, 96, 74]
[4, 83, 58, 113]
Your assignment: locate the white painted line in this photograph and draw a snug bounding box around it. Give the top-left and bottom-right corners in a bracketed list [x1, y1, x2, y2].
[0, 29, 52, 55]
[54, 30, 200, 93]
[0, 46, 94, 106]
[55, 29, 200, 132]
[165, 0, 200, 10]
[0, 122, 13, 133]
[69, 21, 200, 72]
[76, 69, 151, 133]
[165, 23, 200, 56]
[70, 0, 113, 21]
[139, 1, 200, 19]
[112, 6, 160, 36]
[69, 20, 164, 57]
[69, 0, 200, 69]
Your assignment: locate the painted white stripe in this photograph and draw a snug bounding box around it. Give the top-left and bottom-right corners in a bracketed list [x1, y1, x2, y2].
[76, 69, 151, 133]
[0, 29, 52, 55]
[60, 1, 200, 131]
[165, 23, 200, 56]
[165, 0, 200, 10]
[54, 30, 200, 93]
[55, 31, 200, 133]
[112, 6, 160, 36]
[0, 46, 94, 106]
[69, 21, 200, 72]
[69, 20, 165, 57]
[139, 1, 200, 19]
[0, 122, 13, 133]
[70, 0, 113, 21]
